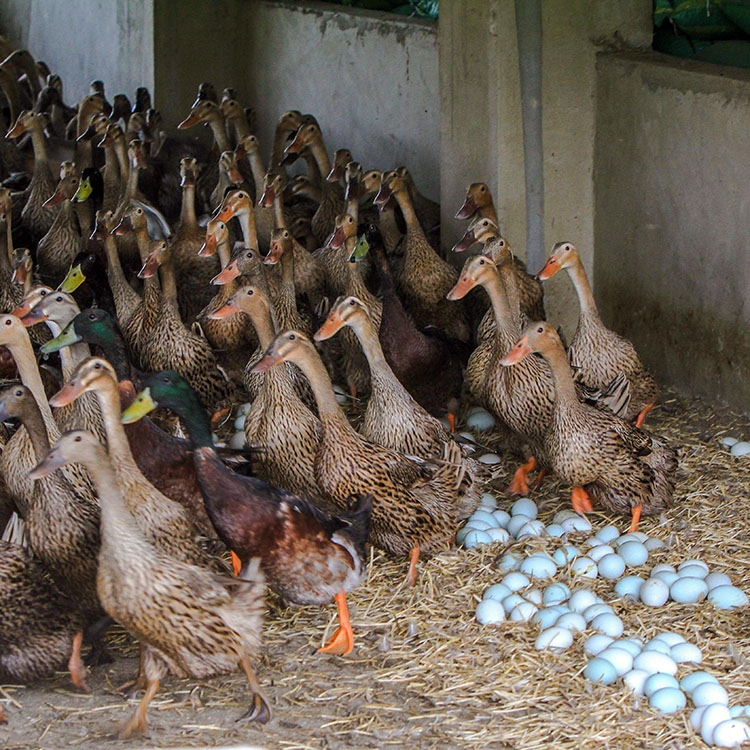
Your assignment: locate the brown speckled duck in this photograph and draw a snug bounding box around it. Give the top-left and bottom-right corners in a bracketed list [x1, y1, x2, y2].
[500, 322, 677, 530]
[538, 241, 658, 426]
[454, 182, 498, 223]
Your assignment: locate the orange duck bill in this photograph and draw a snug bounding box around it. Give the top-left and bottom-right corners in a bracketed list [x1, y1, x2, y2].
[264, 242, 283, 265]
[446, 274, 476, 301]
[199, 233, 218, 257]
[451, 229, 477, 253]
[454, 195, 477, 220]
[314, 311, 345, 341]
[211, 260, 240, 285]
[138, 252, 160, 279]
[500, 336, 533, 366]
[249, 349, 284, 374]
[208, 303, 241, 320]
[537, 256, 561, 280]
[49, 379, 86, 408]
[18, 307, 47, 327]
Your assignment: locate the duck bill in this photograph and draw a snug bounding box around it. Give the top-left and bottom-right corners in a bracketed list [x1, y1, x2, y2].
[249, 349, 284, 374]
[280, 151, 299, 167]
[215, 205, 235, 223]
[71, 179, 93, 204]
[373, 182, 391, 206]
[179, 172, 196, 188]
[19, 307, 47, 327]
[446, 275, 477, 300]
[227, 166, 243, 184]
[28, 450, 66, 480]
[132, 150, 148, 170]
[349, 235, 370, 263]
[43, 188, 67, 207]
[49, 380, 86, 408]
[234, 142, 248, 158]
[258, 187, 274, 209]
[208, 303, 241, 320]
[264, 242, 283, 265]
[326, 226, 346, 250]
[58, 264, 86, 293]
[199, 233, 218, 257]
[500, 338, 533, 366]
[177, 111, 201, 130]
[97, 133, 112, 148]
[5, 120, 25, 139]
[212, 260, 240, 285]
[314, 312, 345, 341]
[283, 130, 304, 156]
[326, 164, 344, 183]
[138, 252, 160, 279]
[11, 265, 28, 286]
[11, 300, 36, 319]
[120, 388, 157, 424]
[454, 196, 477, 220]
[40, 325, 82, 355]
[114, 215, 132, 235]
[344, 180, 362, 203]
[452, 230, 477, 253]
[537, 256, 561, 280]
[76, 122, 97, 142]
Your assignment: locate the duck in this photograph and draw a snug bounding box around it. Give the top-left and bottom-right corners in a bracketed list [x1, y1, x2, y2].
[326, 148, 354, 185]
[0, 540, 86, 698]
[453, 217, 546, 329]
[500, 322, 677, 530]
[358, 223, 466, 425]
[316, 295, 483, 517]
[122, 370, 373, 656]
[219, 94, 253, 146]
[454, 182, 498, 223]
[76, 112, 121, 212]
[268, 109, 303, 176]
[375, 171, 469, 342]
[29, 429, 269, 739]
[538, 241, 658, 426]
[0, 383, 100, 689]
[210, 283, 322, 499]
[396, 166, 440, 244]
[360, 168, 404, 256]
[251, 330, 465, 586]
[235, 134, 268, 220]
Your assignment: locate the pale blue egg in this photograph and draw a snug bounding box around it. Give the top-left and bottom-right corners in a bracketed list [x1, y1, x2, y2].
[615, 575, 645, 599]
[486, 527, 512, 544]
[618, 541, 649, 567]
[507, 514, 532, 538]
[680, 671, 719, 695]
[730, 706, 750, 719]
[233, 414, 246, 430]
[497, 553, 521, 571]
[465, 408, 496, 432]
[705, 572, 732, 591]
[640, 578, 670, 607]
[510, 497, 537, 519]
[492, 509, 511, 528]
[229, 431, 247, 449]
[598, 646, 633, 676]
[501, 571, 531, 591]
[464, 519, 492, 532]
[509, 601, 538, 621]
[649, 687, 686, 713]
[553, 545, 580, 566]
[517, 520, 546, 540]
[597, 553, 626, 579]
[595, 525, 621, 544]
[501, 593, 525, 613]
[464, 529, 492, 549]
[591, 613, 623, 637]
[671, 642, 702, 664]
[571, 556, 598, 578]
[519, 554, 557, 579]
[651, 563, 677, 575]
[588, 544, 615, 561]
[532, 607, 565, 629]
[560, 515, 592, 533]
[652, 632, 685, 647]
[469, 509, 499, 527]
[535, 626, 573, 652]
[542, 583, 571, 606]
[730, 441, 750, 457]
[612, 639, 643, 657]
[583, 603, 614, 623]
[653, 570, 679, 587]
[545, 523, 565, 537]
[483, 583, 513, 602]
[478, 492, 498, 510]
[554, 612, 587, 634]
[478, 453, 502, 464]
[678, 564, 708, 580]
[583, 633, 614, 657]
[708, 585, 749, 609]
[644, 673, 679, 697]
[475, 599, 505, 624]
[644, 538, 665, 551]
[568, 589, 599, 613]
[584, 657, 617, 684]
[633, 650, 677, 676]
[678, 559, 709, 575]
[623, 669, 649, 695]
[669, 577, 708, 604]
[712, 719, 750, 747]
[692, 681, 729, 707]
[644, 639, 672, 656]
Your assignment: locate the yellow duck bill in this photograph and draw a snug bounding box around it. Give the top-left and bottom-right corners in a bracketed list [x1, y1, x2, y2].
[120, 388, 157, 424]
[58, 264, 86, 294]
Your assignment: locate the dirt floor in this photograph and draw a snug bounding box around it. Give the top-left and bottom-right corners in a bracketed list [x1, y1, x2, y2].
[1, 390, 749, 750]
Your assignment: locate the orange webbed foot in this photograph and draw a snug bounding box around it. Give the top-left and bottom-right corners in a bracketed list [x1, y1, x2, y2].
[628, 505, 642, 533]
[319, 591, 354, 656]
[506, 457, 537, 495]
[571, 486, 593, 514]
[635, 402, 654, 428]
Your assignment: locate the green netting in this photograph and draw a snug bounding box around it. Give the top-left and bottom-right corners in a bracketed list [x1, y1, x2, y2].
[324, 0, 438, 18]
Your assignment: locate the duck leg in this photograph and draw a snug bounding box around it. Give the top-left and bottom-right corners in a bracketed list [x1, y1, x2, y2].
[0, 703, 6, 724]
[118, 676, 159, 740]
[406, 544, 420, 587]
[507, 457, 537, 495]
[237, 653, 272, 723]
[533, 467, 548, 490]
[447, 412, 456, 433]
[571, 486, 593, 514]
[628, 505, 642, 533]
[635, 403, 654, 428]
[318, 590, 355, 656]
[231, 551, 242, 576]
[68, 631, 89, 692]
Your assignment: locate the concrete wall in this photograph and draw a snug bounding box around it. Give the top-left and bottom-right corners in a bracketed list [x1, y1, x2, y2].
[153, 0, 439, 199]
[594, 52, 750, 412]
[0, 0, 154, 105]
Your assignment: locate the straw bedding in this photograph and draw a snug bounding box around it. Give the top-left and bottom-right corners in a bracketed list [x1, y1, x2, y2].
[0, 390, 748, 749]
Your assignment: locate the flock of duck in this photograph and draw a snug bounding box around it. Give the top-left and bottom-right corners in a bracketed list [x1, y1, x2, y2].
[0, 42, 678, 739]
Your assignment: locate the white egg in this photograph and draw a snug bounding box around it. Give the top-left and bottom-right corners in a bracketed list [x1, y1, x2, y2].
[560, 515, 593, 533]
[721, 436, 739, 446]
[649, 687, 686, 714]
[571, 556, 598, 578]
[652, 632, 686, 647]
[583, 603, 614, 623]
[597, 553, 627, 580]
[633, 650, 677, 676]
[595, 525, 621, 544]
[588, 544, 615, 562]
[510, 601, 538, 621]
[465, 408, 496, 431]
[671, 642, 703, 664]
[501, 593, 526, 613]
[542, 583, 571, 606]
[615, 575, 645, 599]
[517, 520, 546, 540]
[233, 414, 246, 430]
[464, 529, 492, 549]
[680, 671, 720, 695]
[553, 509, 580, 525]
[693, 682, 730, 707]
[497, 553, 521, 571]
[532, 607, 565, 629]
[502, 571, 531, 591]
[507, 514, 532, 538]
[584, 657, 617, 684]
[712, 719, 750, 747]
[591, 613, 624, 638]
[545, 523, 566, 537]
[678, 564, 709, 580]
[228, 431, 247, 449]
[475, 598, 506, 624]
[555, 612, 587, 634]
[598, 646, 633, 676]
[534, 626, 573, 653]
[653, 570, 679, 587]
[492, 510, 511, 528]
[678, 559, 710, 574]
[640, 578, 670, 607]
[730, 441, 750, 457]
[644, 537, 666, 551]
[584, 633, 614, 657]
[644, 673, 680, 697]
[701, 704, 732, 745]
[651, 563, 677, 575]
[705, 572, 733, 591]
[483, 583, 513, 602]
[510, 497, 537, 519]
[553, 545, 580, 566]
[708, 585, 750, 609]
[519, 554, 557, 580]
[618, 541, 649, 567]
[669, 577, 708, 604]
[569, 589, 599, 613]
[613, 639, 643, 657]
[623, 669, 650, 695]
[478, 453, 502, 464]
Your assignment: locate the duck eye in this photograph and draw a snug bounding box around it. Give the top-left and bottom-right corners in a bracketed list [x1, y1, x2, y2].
[247, 289, 254, 296]
[349, 300, 355, 306]
[55, 296, 62, 302]
[40, 290, 48, 296]
[289, 334, 296, 340]
[162, 376, 169, 383]
[479, 259, 485, 265]
[89, 313, 95, 319]
[94, 362, 101, 369]
[537, 327, 543, 333]
[5, 320, 11, 326]
[480, 186, 486, 191]
[74, 435, 81, 442]
[15, 390, 22, 396]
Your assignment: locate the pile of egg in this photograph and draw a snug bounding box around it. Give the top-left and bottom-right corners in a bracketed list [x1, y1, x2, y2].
[721, 436, 750, 458]
[615, 561, 749, 610]
[223, 403, 252, 450]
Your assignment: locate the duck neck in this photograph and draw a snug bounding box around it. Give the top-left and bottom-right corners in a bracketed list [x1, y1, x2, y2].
[392, 188, 419, 229]
[479, 203, 499, 224]
[164, 391, 214, 449]
[124, 164, 140, 200]
[18, 397, 51, 461]
[208, 114, 231, 153]
[238, 209, 259, 250]
[6, 333, 56, 429]
[246, 152, 266, 197]
[348, 314, 388, 371]
[272, 194, 287, 229]
[567, 258, 598, 317]
[73, 200, 91, 236]
[158, 255, 179, 309]
[540, 342, 580, 407]
[104, 233, 138, 309]
[29, 124, 49, 167]
[179, 183, 198, 232]
[346, 195, 359, 223]
[497, 259, 523, 330]
[94, 332, 132, 381]
[482, 270, 520, 347]
[113, 140, 129, 184]
[92, 377, 141, 474]
[271, 125, 292, 170]
[309, 139, 332, 179]
[217, 240, 231, 269]
[292, 347, 348, 425]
